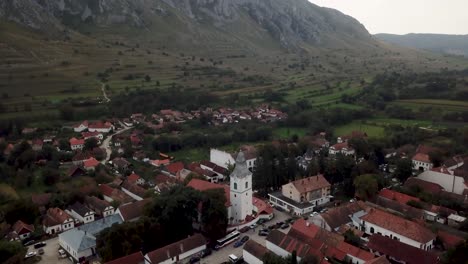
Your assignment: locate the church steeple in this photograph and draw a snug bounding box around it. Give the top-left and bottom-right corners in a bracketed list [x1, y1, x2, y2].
[230, 151, 250, 179]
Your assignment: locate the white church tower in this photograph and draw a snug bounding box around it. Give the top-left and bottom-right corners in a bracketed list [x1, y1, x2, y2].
[230, 151, 253, 223]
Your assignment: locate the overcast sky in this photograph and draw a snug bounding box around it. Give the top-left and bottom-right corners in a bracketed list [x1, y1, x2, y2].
[308, 0, 468, 35]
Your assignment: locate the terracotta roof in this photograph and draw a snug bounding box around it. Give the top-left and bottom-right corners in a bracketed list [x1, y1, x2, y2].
[336, 241, 374, 261]
[105, 251, 144, 264]
[367, 235, 439, 264]
[437, 230, 465, 250]
[266, 230, 324, 260]
[151, 159, 170, 167]
[252, 198, 273, 215]
[146, 234, 206, 263]
[85, 196, 112, 213]
[84, 157, 100, 168]
[99, 184, 133, 204]
[289, 175, 331, 194]
[416, 145, 438, 155]
[412, 153, 431, 163]
[69, 137, 85, 146]
[289, 218, 344, 247]
[243, 240, 269, 260]
[404, 178, 444, 194]
[321, 202, 366, 230]
[12, 220, 34, 235]
[73, 152, 90, 161]
[361, 209, 436, 243]
[122, 181, 147, 198]
[365, 256, 391, 264]
[118, 199, 151, 221]
[44, 208, 72, 226]
[99, 184, 115, 197]
[187, 179, 230, 206]
[68, 166, 86, 177]
[331, 142, 353, 151]
[165, 162, 185, 175]
[89, 121, 112, 129]
[82, 131, 102, 139]
[127, 173, 141, 184]
[378, 189, 420, 205]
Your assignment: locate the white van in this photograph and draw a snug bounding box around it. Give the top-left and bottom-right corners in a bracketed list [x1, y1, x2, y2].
[229, 254, 238, 263]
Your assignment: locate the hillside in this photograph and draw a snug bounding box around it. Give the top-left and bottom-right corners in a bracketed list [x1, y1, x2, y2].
[1, 0, 468, 119]
[376, 33, 468, 57]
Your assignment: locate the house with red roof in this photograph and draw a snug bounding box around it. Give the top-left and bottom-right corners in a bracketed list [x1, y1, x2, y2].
[81, 131, 103, 142]
[105, 251, 144, 264]
[99, 184, 133, 204]
[88, 121, 113, 133]
[42, 208, 75, 235]
[73, 121, 88, 132]
[412, 145, 439, 171]
[150, 159, 170, 167]
[69, 137, 85, 150]
[336, 241, 375, 264]
[116, 199, 151, 222]
[8, 220, 35, 241]
[83, 157, 100, 171]
[352, 208, 436, 250]
[144, 234, 206, 264]
[268, 175, 331, 215]
[163, 161, 185, 176]
[32, 139, 43, 151]
[127, 173, 145, 185]
[121, 181, 147, 201]
[329, 142, 355, 156]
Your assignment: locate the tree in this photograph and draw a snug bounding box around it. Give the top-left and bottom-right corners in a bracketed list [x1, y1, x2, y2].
[59, 105, 75, 121]
[263, 252, 289, 264]
[442, 239, 468, 264]
[84, 138, 99, 151]
[42, 167, 61, 185]
[291, 251, 297, 264]
[394, 158, 413, 182]
[299, 255, 318, 264]
[353, 174, 378, 201]
[201, 189, 228, 244]
[429, 150, 443, 168]
[0, 240, 26, 264]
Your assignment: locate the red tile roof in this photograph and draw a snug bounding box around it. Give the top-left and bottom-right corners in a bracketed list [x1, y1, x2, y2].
[289, 175, 331, 194]
[266, 230, 324, 260]
[146, 234, 206, 263]
[336, 241, 374, 261]
[69, 137, 85, 146]
[331, 142, 353, 151]
[289, 218, 344, 247]
[118, 199, 151, 221]
[361, 209, 436, 243]
[99, 184, 114, 197]
[151, 159, 170, 167]
[89, 121, 112, 129]
[365, 256, 391, 264]
[105, 251, 144, 264]
[187, 179, 230, 206]
[45, 208, 72, 225]
[404, 178, 444, 194]
[367, 235, 439, 264]
[252, 198, 273, 215]
[378, 189, 420, 205]
[415, 145, 438, 155]
[165, 162, 185, 175]
[83, 157, 100, 168]
[127, 173, 141, 184]
[12, 220, 34, 235]
[412, 153, 431, 163]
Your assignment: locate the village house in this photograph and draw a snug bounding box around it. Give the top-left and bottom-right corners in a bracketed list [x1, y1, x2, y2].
[352, 208, 436, 250]
[84, 196, 115, 218]
[59, 214, 123, 263]
[269, 175, 331, 215]
[416, 169, 467, 195]
[144, 234, 206, 264]
[127, 173, 145, 186]
[88, 121, 113, 133]
[336, 241, 375, 264]
[411, 145, 439, 171]
[447, 214, 466, 228]
[200, 160, 228, 182]
[163, 161, 185, 177]
[99, 184, 134, 204]
[81, 131, 104, 142]
[8, 220, 35, 241]
[105, 251, 144, 264]
[115, 199, 151, 222]
[310, 202, 367, 232]
[154, 174, 178, 194]
[329, 142, 355, 156]
[31, 139, 43, 151]
[83, 157, 100, 171]
[43, 208, 75, 235]
[367, 234, 439, 264]
[150, 159, 170, 167]
[243, 240, 270, 264]
[112, 157, 131, 171]
[66, 202, 95, 224]
[73, 121, 89, 133]
[70, 138, 85, 151]
[121, 181, 147, 201]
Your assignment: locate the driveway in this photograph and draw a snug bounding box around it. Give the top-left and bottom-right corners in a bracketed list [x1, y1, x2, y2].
[26, 237, 70, 264]
[201, 208, 292, 264]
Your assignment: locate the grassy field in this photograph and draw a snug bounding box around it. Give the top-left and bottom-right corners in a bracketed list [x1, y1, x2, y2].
[334, 121, 385, 138]
[272, 127, 308, 139]
[170, 148, 209, 163]
[391, 99, 468, 113]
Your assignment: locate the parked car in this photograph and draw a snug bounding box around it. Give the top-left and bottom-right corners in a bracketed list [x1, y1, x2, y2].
[24, 240, 36, 246]
[310, 212, 319, 217]
[25, 252, 36, 259]
[320, 208, 328, 213]
[250, 223, 257, 229]
[38, 248, 44, 255]
[233, 240, 243, 248]
[241, 236, 250, 243]
[257, 219, 266, 225]
[34, 242, 46, 249]
[58, 249, 67, 259]
[239, 226, 250, 233]
[190, 256, 201, 263]
[268, 224, 276, 230]
[280, 223, 290, 229]
[201, 248, 212, 258]
[259, 230, 269, 236]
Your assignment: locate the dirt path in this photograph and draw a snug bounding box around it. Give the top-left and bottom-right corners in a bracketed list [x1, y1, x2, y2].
[101, 83, 111, 103]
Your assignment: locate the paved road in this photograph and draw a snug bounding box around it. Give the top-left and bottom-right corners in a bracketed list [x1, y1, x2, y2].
[101, 125, 132, 164]
[201, 209, 292, 264]
[26, 237, 70, 264]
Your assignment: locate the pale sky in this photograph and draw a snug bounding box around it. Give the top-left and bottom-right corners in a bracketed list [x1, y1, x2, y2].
[308, 0, 468, 35]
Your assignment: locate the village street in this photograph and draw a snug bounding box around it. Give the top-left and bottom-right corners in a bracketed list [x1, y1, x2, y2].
[100, 123, 132, 164]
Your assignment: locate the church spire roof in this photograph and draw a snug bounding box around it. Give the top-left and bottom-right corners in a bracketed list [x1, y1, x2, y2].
[230, 151, 250, 179]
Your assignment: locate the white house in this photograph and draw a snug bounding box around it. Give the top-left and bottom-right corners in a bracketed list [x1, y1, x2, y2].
[73, 121, 88, 133]
[88, 122, 113, 133]
[144, 234, 206, 264]
[9, 220, 35, 241]
[59, 214, 122, 262]
[42, 208, 75, 235]
[69, 138, 85, 151]
[210, 147, 257, 170]
[329, 142, 355, 156]
[412, 153, 433, 171]
[269, 175, 331, 215]
[84, 196, 115, 218]
[353, 208, 435, 250]
[66, 202, 95, 224]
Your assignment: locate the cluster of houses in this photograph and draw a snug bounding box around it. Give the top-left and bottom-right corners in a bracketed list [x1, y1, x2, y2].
[127, 104, 288, 127]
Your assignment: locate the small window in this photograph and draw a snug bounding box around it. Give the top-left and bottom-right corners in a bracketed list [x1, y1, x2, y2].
[370, 227, 375, 234]
[234, 182, 237, 190]
[245, 182, 248, 189]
